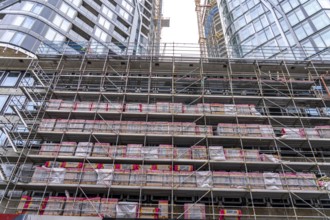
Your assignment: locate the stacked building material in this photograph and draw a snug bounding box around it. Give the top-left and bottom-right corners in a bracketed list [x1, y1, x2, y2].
[58, 142, 76, 156]
[281, 128, 305, 139]
[75, 142, 93, 157]
[100, 198, 118, 218]
[39, 143, 60, 156]
[139, 206, 160, 219]
[224, 149, 243, 161]
[40, 118, 215, 136]
[43, 197, 66, 215]
[47, 100, 262, 116]
[184, 203, 206, 219]
[209, 146, 226, 160]
[158, 200, 169, 219]
[191, 146, 207, 159]
[248, 173, 265, 189]
[17, 195, 45, 214]
[63, 198, 84, 216]
[80, 197, 100, 216]
[92, 143, 111, 157]
[315, 126, 330, 138]
[217, 123, 274, 137]
[38, 119, 56, 131]
[263, 173, 283, 190]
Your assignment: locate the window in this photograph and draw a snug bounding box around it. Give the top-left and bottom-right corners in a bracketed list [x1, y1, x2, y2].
[0, 95, 8, 112]
[11, 32, 25, 45]
[304, 0, 321, 16]
[265, 27, 274, 40]
[232, 6, 242, 20]
[266, 11, 274, 24]
[102, 5, 114, 19]
[21, 1, 43, 14]
[260, 15, 268, 28]
[253, 19, 262, 32]
[288, 12, 299, 26]
[257, 31, 267, 44]
[302, 40, 316, 56]
[67, 0, 82, 7]
[288, 8, 305, 26]
[53, 14, 71, 32]
[119, 8, 130, 20]
[20, 73, 35, 86]
[122, 1, 133, 13]
[279, 19, 289, 32]
[234, 16, 246, 30]
[12, 16, 24, 26]
[5, 96, 26, 114]
[22, 2, 34, 11]
[290, 0, 300, 9]
[60, 2, 76, 19]
[313, 35, 326, 49]
[44, 28, 65, 42]
[1, 72, 19, 87]
[295, 26, 307, 40]
[0, 130, 7, 147]
[98, 16, 111, 30]
[90, 39, 106, 54]
[302, 22, 313, 36]
[0, 30, 15, 42]
[312, 12, 329, 30]
[94, 27, 108, 42]
[276, 36, 287, 48]
[22, 17, 35, 29]
[271, 23, 280, 36]
[318, 0, 330, 8]
[285, 32, 295, 46]
[32, 4, 42, 14]
[281, 1, 292, 13]
[12, 16, 35, 29]
[321, 30, 330, 46]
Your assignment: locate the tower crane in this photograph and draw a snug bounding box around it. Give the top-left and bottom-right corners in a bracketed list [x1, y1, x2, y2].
[195, 0, 210, 58]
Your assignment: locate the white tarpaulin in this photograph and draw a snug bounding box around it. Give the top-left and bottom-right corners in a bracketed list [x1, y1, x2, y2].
[209, 146, 226, 160]
[196, 171, 213, 188]
[96, 169, 113, 185]
[49, 168, 66, 184]
[263, 172, 283, 190]
[116, 202, 138, 218]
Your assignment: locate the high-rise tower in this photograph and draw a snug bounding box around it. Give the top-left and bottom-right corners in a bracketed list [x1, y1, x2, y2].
[0, 0, 162, 56]
[202, 0, 330, 59]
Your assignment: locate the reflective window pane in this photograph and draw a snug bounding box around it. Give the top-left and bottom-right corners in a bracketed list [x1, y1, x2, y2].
[1, 72, 19, 86]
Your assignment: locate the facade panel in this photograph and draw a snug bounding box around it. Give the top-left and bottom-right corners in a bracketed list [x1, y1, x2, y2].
[206, 0, 330, 59]
[0, 0, 157, 56]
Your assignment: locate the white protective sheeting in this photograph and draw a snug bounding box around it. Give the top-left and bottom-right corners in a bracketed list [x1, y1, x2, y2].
[49, 168, 66, 184]
[96, 169, 114, 185]
[196, 171, 213, 188]
[116, 202, 138, 218]
[263, 172, 283, 190]
[209, 146, 226, 160]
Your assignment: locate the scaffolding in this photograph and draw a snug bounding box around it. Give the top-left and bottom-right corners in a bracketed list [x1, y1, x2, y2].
[0, 45, 330, 219]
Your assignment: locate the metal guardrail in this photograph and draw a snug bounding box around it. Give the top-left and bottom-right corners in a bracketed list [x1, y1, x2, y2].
[35, 42, 330, 61]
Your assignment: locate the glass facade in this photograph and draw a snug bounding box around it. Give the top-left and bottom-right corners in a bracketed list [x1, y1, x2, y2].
[212, 0, 330, 60]
[0, 0, 156, 56]
[204, 1, 227, 58]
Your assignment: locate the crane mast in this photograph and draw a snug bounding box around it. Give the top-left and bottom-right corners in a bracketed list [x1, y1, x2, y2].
[195, 0, 209, 58]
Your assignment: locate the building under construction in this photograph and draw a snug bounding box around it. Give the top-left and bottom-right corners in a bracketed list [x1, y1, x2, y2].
[0, 43, 329, 219]
[0, 0, 329, 219]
